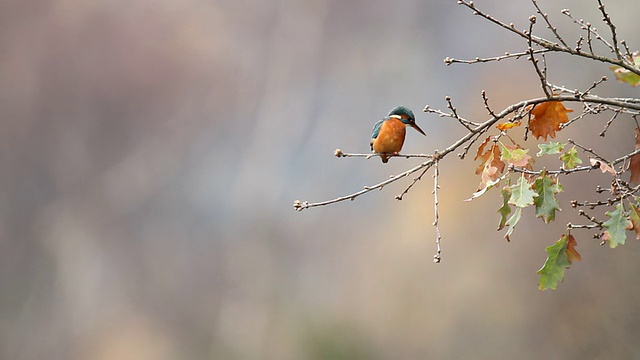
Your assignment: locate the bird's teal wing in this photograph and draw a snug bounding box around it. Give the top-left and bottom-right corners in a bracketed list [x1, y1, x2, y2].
[371, 118, 385, 140]
[370, 118, 387, 151]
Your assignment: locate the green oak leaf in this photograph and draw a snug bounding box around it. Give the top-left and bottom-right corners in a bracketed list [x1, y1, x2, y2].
[504, 207, 522, 242]
[602, 203, 632, 248]
[537, 234, 580, 290]
[537, 142, 564, 157]
[533, 172, 563, 223]
[508, 174, 537, 208]
[497, 187, 512, 231]
[500, 144, 532, 167]
[466, 177, 501, 201]
[628, 203, 640, 239]
[560, 147, 582, 169]
[609, 56, 640, 87]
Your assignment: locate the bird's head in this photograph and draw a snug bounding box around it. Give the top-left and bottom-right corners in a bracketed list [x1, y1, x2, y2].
[388, 106, 426, 136]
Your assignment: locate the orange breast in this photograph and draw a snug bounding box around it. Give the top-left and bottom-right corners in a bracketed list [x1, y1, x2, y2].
[372, 118, 406, 154]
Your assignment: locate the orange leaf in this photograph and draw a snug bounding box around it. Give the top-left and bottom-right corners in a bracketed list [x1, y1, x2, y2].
[475, 143, 505, 191]
[475, 136, 492, 161]
[630, 128, 640, 185]
[497, 121, 521, 131]
[529, 101, 573, 140]
[589, 158, 616, 175]
[566, 234, 581, 263]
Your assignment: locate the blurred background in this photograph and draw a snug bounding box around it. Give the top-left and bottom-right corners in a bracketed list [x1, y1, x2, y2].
[2, 0, 640, 359]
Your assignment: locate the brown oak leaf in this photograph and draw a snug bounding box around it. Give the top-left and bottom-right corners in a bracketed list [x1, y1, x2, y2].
[628, 204, 640, 240]
[529, 101, 573, 140]
[566, 234, 581, 263]
[589, 158, 616, 175]
[475, 142, 505, 191]
[630, 127, 640, 185]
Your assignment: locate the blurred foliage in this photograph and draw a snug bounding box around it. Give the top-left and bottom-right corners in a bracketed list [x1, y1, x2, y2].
[1, 0, 640, 359]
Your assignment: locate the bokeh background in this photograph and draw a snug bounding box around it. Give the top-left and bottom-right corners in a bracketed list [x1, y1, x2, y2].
[2, 0, 640, 359]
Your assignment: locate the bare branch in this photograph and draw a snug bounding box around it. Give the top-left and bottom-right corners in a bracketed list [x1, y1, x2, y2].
[599, 109, 620, 137]
[596, 0, 623, 62]
[432, 159, 442, 263]
[446, 96, 473, 131]
[482, 90, 497, 118]
[458, 0, 640, 75]
[396, 166, 430, 201]
[334, 149, 432, 159]
[444, 49, 549, 65]
[531, 0, 568, 47]
[567, 223, 601, 230]
[568, 139, 608, 163]
[526, 16, 552, 97]
[293, 159, 436, 211]
[509, 165, 597, 176]
[620, 39, 633, 60]
[424, 104, 480, 128]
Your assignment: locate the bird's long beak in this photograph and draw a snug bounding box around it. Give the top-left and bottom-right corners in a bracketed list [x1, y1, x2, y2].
[411, 123, 426, 136]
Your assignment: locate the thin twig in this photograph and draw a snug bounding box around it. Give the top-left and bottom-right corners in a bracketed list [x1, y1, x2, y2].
[446, 96, 473, 131]
[599, 109, 620, 137]
[581, 76, 608, 97]
[526, 15, 552, 97]
[510, 165, 596, 176]
[531, 0, 568, 47]
[482, 90, 497, 118]
[568, 139, 608, 163]
[396, 166, 430, 201]
[575, 34, 584, 52]
[571, 184, 640, 209]
[334, 150, 432, 159]
[459, 132, 484, 160]
[586, 21, 595, 55]
[597, 0, 623, 62]
[444, 49, 549, 65]
[424, 104, 480, 128]
[433, 159, 442, 263]
[561, 106, 597, 129]
[578, 208, 605, 227]
[620, 40, 633, 60]
[567, 223, 601, 230]
[293, 160, 435, 211]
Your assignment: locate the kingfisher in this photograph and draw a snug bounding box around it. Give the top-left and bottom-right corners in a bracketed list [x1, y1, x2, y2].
[370, 106, 426, 163]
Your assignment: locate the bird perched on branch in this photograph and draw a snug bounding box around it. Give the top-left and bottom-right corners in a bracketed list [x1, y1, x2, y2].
[370, 106, 426, 163]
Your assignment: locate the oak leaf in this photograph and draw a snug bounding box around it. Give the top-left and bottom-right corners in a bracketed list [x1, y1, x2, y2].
[629, 128, 640, 185]
[536, 142, 564, 157]
[537, 234, 580, 290]
[500, 143, 533, 168]
[504, 207, 522, 242]
[496, 121, 521, 131]
[609, 56, 640, 87]
[602, 203, 632, 248]
[475, 136, 492, 160]
[508, 174, 537, 208]
[475, 141, 505, 192]
[529, 101, 573, 140]
[560, 147, 582, 170]
[628, 204, 640, 240]
[497, 187, 512, 231]
[589, 158, 616, 175]
[533, 172, 563, 223]
[566, 234, 581, 263]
